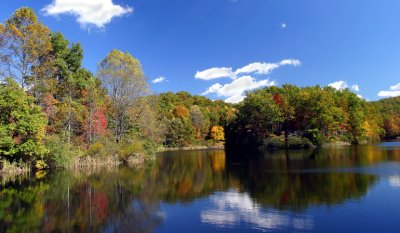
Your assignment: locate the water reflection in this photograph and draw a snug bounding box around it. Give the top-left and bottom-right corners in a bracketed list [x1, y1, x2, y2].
[1, 144, 400, 232]
[201, 191, 314, 231]
[389, 175, 400, 188]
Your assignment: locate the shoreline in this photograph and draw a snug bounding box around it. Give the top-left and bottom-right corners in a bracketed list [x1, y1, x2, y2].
[0, 154, 152, 179]
[157, 144, 225, 152]
[0, 140, 379, 179]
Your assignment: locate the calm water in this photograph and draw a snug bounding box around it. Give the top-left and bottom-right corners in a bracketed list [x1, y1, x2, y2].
[1, 143, 400, 233]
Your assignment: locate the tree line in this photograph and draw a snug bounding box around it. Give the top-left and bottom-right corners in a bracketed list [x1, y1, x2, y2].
[1, 8, 399, 171]
[226, 85, 399, 150]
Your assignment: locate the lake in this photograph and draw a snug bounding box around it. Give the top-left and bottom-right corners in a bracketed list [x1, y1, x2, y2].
[1, 143, 400, 233]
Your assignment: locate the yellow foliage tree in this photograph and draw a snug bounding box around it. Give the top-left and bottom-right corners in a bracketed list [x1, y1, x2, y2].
[173, 105, 190, 119]
[210, 126, 225, 141]
[0, 7, 53, 88]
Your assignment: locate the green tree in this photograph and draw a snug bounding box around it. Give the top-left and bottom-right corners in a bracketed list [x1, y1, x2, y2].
[166, 118, 194, 146]
[239, 91, 282, 136]
[0, 78, 47, 161]
[343, 90, 366, 143]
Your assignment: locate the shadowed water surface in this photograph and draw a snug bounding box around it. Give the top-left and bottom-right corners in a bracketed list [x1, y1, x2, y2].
[1, 143, 400, 233]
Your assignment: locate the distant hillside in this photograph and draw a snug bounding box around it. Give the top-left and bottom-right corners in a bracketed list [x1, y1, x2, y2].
[370, 97, 400, 138]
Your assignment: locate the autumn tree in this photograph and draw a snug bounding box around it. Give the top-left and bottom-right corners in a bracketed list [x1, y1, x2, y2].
[84, 77, 108, 144]
[0, 7, 53, 89]
[173, 105, 190, 119]
[210, 126, 225, 141]
[190, 105, 204, 139]
[97, 49, 149, 142]
[371, 97, 400, 139]
[129, 95, 167, 144]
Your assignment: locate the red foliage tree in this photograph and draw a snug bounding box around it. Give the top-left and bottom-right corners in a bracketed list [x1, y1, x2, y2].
[272, 93, 284, 106]
[92, 109, 107, 136]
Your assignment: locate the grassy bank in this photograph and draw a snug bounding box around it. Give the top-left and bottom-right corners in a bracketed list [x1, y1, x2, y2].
[158, 143, 224, 152]
[69, 154, 152, 169]
[0, 160, 31, 179]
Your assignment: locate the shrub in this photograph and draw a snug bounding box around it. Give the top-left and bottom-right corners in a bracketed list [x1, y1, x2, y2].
[305, 129, 325, 145]
[119, 141, 143, 162]
[287, 135, 314, 149]
[86, 137, 120, 157]
[86, 141, 106, 157]
[45, 135, 73, 168]
[35, 160, 48, 170]
[142, 140, 157, 156]
[261, 134, 314, 150]
[262, 134, 285, 149]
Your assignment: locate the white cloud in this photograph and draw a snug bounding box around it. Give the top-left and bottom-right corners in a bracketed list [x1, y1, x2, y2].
[196, 59, 299, 103]
[201, 76, 276, 103]
[351, 84, 360, 92]
[42, 0, 133, 28]
[328, 80, 348, 90]
[235, 62, 279, 76]
[152, 76, 167, 84]
[201, 83, 223, 95]
[328, 81, 361, 93]
[280, 23, 287, 29]
[279, 59, 301, 66]
[217, 76, 275, 98]
[195, 59, 300, 81]
[235, 59, 300, 77]
[225, 94, 246, 103]
[195, 67, 233, 80]
[390, 83, 400, 91]
[378, 90, 400, 98]
[378, 82, 400, 98]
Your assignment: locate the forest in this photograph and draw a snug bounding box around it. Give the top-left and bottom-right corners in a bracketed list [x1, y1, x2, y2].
[0, 8, 232, 172]
[225, 85, 395, 150]
[1, 8, 400, 173]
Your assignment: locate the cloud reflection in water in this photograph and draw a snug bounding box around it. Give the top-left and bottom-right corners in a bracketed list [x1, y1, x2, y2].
[201, 191, 313, 231]
[389, 175, 400, 188]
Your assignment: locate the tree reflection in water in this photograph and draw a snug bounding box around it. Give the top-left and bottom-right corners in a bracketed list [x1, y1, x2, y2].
[1, 144, 399, 232]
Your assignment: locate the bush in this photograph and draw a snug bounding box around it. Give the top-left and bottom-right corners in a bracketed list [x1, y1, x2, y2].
[85, 138, 119, 157]
[45, 135, 73, 168]
[86, 141, 106, 157]
[262, 134, 285, 149]
[261, 134, 314, 150]
[35, 160, 48, 170]
[142, 140, 157, 156]
[287, 135, 314, 149]
[85, 133, 157, 164]
[305, 129, 325, 145]
[119, 142, 143, 162]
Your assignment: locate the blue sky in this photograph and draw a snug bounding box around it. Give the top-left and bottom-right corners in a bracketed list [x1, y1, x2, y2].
[1, 0, 400, 102]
